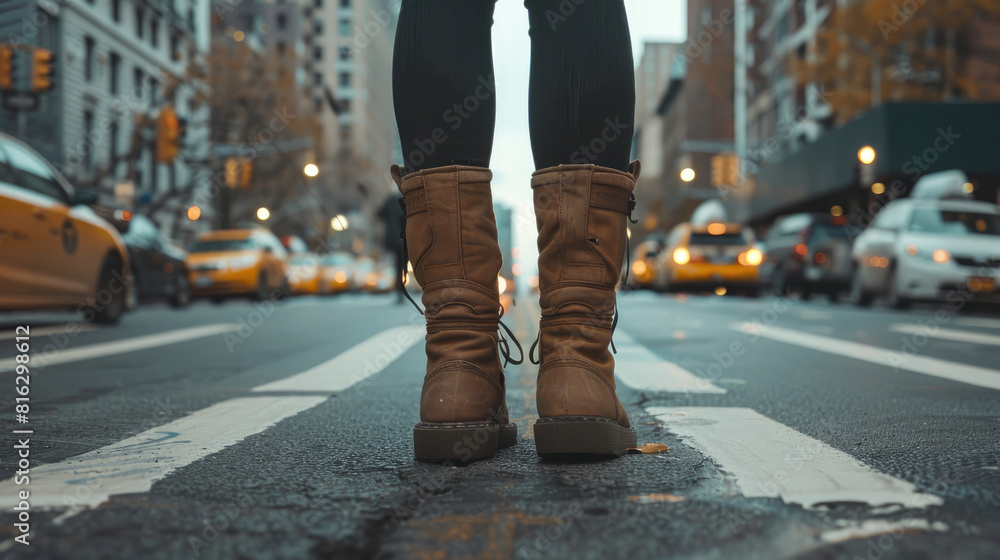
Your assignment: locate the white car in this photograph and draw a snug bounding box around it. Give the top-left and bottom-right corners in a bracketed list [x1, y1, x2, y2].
[850, 198, 1000, 308]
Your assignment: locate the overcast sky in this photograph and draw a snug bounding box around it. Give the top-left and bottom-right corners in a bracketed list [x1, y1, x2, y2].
[485, 0, 687, 271]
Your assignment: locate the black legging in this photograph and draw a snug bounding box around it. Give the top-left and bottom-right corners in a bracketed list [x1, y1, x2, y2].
[392, 0, 635, 174]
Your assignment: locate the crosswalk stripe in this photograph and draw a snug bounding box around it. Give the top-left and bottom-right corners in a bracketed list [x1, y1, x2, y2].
[890, 323, 1000, 347]
[648, 407, 942, 509]
[615, 331, 726, 394]
[953, 317, 1000, 330]
[736, 323, 1000, 392]
[0, 323, 237, 373]
[0, 323, 96, 341]
[0, 326, 422, 511]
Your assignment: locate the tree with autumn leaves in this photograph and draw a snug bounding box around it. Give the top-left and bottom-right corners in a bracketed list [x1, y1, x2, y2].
[799, 0, 1000, 125]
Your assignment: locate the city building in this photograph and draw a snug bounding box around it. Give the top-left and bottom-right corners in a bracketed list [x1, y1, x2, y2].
[0, 0, 213, 236]
[631, 42, 684, 235]
[739, 0, 1000, 226]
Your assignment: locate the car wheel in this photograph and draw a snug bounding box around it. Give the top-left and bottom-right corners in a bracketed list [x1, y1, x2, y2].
[850, 268, 873, 307]
[128, 271, 140, 309]
[170, 274, 191, 308]
[771, 264, 788, 296]
[210, 296, 226, 305]
[252, 272, 268, 301]
[828, 290, 840, 303]
[886, 265, 913, 310]
[86, 256, 127, 324]
[801, 286, 813, 301]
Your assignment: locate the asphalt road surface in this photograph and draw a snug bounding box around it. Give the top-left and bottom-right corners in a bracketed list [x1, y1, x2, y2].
[0, 290, 998, 559]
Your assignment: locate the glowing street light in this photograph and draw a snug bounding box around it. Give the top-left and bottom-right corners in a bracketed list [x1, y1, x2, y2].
[680, 168, 696, 182]
[858, 146, 876, 165]
[303, 163, 319, 177]
[331, 214, 349, 231]
[257, 207, 270, 220]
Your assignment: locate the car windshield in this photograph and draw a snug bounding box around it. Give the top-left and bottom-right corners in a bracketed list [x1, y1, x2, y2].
[290, 255, 318, 266]
[689, 232, 749, 246]
[188, 239, 253, 253]
[809, 224, 852, 241]
[908, 209, 1000, 236]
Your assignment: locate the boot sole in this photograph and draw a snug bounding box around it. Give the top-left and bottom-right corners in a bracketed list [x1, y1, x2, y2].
[413, 421, 518, 462]
[534, 416, 637, 458]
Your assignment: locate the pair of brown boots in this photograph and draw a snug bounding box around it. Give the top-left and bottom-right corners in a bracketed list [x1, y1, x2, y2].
[390, 161, 641, 461]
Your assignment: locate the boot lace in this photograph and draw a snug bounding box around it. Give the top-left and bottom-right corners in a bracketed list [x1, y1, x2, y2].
[397, 198, 523, 368]
[529, 193, 637, 362]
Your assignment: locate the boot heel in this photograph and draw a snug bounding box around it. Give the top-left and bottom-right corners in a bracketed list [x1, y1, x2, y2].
[534, 417, 637, 458]
[413, 422, 517, 461]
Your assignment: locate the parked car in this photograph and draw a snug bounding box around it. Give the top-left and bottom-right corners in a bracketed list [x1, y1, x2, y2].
[287, 253, 322, 295]
[121, 215, 191, 308]
[653, 222, 761, 295]
[850, 198, 1000, 308]
[759, 213, 849, 296]
[319, 252, 356, 294]
[0, 133, 130, 323]
[186, 229, 289, 301]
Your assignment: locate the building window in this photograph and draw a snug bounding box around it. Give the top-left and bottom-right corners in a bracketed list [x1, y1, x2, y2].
[314, 72, 323, 86]
[338, 18, 351, 36]
[84, 37, 96, 82]
[339, 124, 352, 144]
[109, 52, 120, 94]
[340, 99, 350, 114]
[149, 77, 160, 108]
[151, 17, 159, 47]
[83, 110, 95, 171]
[277, 13, 287, 30]
[135, 7, 144, 38]
[133, 68, 145, 101]
[338, 72, 351, 88]
[170, 34, 180, 60]
[339, 45, 352, 61]
[277, 41, 287, 55]
[314, 19, 324, 35]
[314, 97, 323, 112]
[112, 0, 120, 21]
[314, 46, 322, 61]
[315, 0, 323, 7]
[340, 0, 350, 6]
[187, 8, 195, 34]
[109, 121, 119, 174]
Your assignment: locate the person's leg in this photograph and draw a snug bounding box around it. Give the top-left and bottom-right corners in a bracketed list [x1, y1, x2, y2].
[393, 0, 498, 173]
[391, 0, 515, 461]
[525, 0, 640, 457]
[524, 0, 636, 171]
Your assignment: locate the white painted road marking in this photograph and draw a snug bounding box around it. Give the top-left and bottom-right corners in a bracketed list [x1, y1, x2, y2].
[648, 407, 942, 510]
[890, 323, 1000, 347]
[0, 323, 96, 341]
[953, 317, 1000, 330]
[253, 326, 422, 392]
[614, 331, 726, 394]
[0, 323, 238, 373]
[0, 326, 422, 510]
[737, 323, 1000, 392]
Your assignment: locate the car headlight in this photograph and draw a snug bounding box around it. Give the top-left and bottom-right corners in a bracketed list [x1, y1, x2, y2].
[673, 248, 691, 265]
[906, 245, 951, 264]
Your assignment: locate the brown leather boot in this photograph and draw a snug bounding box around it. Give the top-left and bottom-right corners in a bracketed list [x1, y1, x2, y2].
[531, 161, 641, 457]
[391, 164, 517, 461]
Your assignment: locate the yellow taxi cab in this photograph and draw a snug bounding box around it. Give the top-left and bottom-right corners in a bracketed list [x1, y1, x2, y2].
[628, 238, 666, 290]
[287, 253, 322, 295]
[186, 229, 289, 301]
[0, 134, 130, 323]
[319, 252, 355, 294]
[654, 222, 762, 296]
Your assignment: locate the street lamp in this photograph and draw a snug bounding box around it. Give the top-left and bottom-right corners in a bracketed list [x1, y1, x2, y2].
[257, 207, 270, 221]
[331, 214, 349, 232]
[680, 168, 696, 182]
[858, 146, 876, 165]
[303, 163, 319, 178]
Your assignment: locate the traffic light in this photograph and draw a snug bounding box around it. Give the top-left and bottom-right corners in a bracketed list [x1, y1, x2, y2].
[0, 46, 14, 91]
[30, 48, 54, 92]
[155, 105, 180, 163]
[224, 157, 253, 189]
[711, 153, 740, 188]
